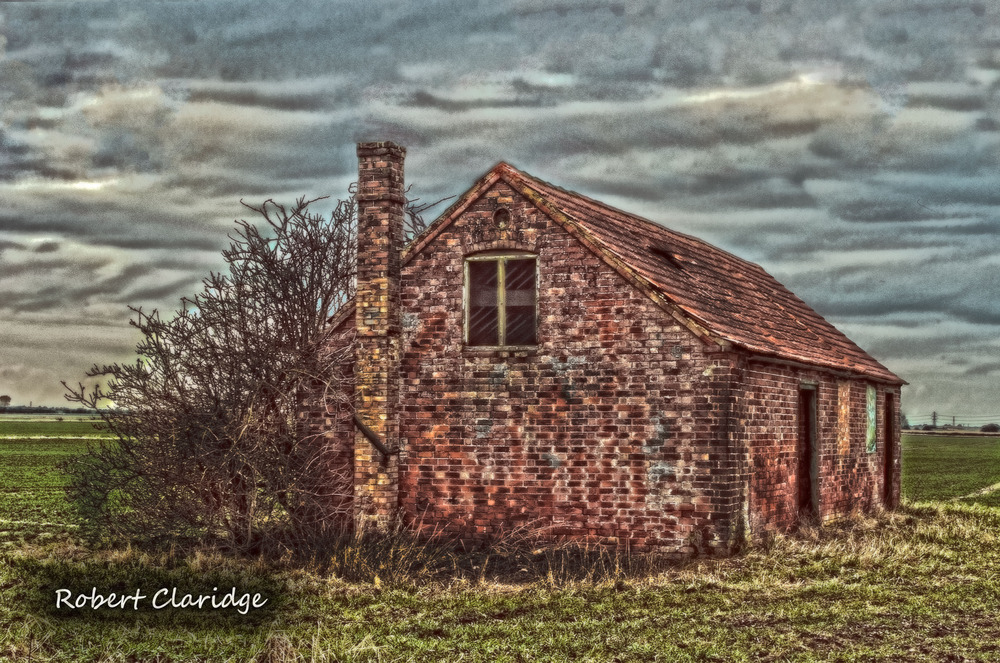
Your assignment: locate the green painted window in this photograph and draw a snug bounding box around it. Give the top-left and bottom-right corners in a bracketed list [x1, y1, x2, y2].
[866, 385, 877, 453]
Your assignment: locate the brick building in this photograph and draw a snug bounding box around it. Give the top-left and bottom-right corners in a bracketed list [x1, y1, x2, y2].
[318, 141, 904, 554]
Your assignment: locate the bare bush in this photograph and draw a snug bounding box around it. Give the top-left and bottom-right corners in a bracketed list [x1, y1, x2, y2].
[63, 195, 360, 555]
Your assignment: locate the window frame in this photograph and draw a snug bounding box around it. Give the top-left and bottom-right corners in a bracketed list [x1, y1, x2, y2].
[463, 251, 539, 350]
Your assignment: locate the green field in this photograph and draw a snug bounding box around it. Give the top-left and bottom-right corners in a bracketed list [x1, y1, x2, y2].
[1, 428, 999, 660]
[0, 417, 105, 438]
[0, 418, 111, 553]
[902, 433, 1000, 507]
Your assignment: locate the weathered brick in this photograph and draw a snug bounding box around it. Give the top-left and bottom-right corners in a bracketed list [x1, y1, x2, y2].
[305, 146, 903, 554]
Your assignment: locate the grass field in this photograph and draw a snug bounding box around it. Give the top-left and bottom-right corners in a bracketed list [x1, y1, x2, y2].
[1, 426, 1000, 660]
[0, 417, 105, 438]
[902, 434, 1000, 508]
[0, 419, 102, 552]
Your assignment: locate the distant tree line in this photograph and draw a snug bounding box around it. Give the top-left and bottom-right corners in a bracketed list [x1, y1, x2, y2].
[0, 404, 98, 415]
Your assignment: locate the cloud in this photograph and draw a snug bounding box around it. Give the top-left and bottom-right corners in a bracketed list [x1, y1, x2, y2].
[1, 0, 999, 417]
[0, 239, 26, 252]
[403, 90, 544, 112]
[33, 241, 59, 253]
[0, 317, 140, 407]
[965, 362, 1000, 376]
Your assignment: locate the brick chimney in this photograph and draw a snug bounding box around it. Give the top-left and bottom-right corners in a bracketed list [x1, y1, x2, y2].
[354, 141, 405, 528]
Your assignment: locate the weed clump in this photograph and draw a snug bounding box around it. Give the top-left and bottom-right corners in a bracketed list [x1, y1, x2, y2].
[319, 520, 681, 588]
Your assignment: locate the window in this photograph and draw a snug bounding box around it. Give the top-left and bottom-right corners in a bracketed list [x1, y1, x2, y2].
[866, 385, 877, 453]
[465, 254, 537, 347]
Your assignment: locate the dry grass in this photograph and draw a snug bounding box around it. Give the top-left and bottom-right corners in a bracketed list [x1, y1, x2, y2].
[4, 503, 1000, 661]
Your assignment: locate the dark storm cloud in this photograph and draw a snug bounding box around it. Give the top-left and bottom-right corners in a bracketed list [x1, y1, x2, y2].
[0, 240, 26, 252]
[579, 171, 820, 209]
[815, 295, 1000, 327]
[0, 258, 87, 281]
[91, 131, 162, 173]
[0, 214, 84, 239]
[121, 277, 204, 305]
[907, 92, 987, 112]
[403, 90, 544, 112]
[77, 232, 224, 254]
[0, 209, 227, 253]
[0, 132, 42, 182]
[162, 172, 311, 200]
[76, 263, 155, 296]
[164, 113, 360, 187]
[876, 177, 1000, 210]
[511, 2, 628, 18]
[861, 330, 984, 360]
[185, 88, 336, 112]
[12, 297, 65, 315]
[0, 251, 204, 320]
[965, 362, 1000, 377]
[920, 219, 1000, 235]
[1, 262, 151, 301]
[831, 199, 952, 223]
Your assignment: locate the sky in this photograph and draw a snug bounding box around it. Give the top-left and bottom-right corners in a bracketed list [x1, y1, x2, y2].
[0, 0, 998, 425]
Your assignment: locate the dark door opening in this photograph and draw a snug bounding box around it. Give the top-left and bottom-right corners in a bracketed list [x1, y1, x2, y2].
[797, 387, 818, 519]
[883, 392, 896, 508]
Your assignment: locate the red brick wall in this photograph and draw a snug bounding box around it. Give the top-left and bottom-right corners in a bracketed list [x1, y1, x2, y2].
[737, 360, 901, 534]
[396, 180, 742, 553]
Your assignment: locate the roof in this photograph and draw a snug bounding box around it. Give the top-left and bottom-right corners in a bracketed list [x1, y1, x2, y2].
[406, 162, 903, 384]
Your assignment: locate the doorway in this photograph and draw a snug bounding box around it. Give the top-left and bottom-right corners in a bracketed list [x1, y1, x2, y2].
[883, 392, 896, 507]
[797, 387, 819, 519]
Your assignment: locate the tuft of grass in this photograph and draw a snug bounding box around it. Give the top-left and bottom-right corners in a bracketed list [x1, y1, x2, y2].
[323, 523, 457, 587]
[318, 521, 677, 590]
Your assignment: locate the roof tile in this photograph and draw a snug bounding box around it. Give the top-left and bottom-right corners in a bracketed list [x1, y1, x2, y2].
[496, 164, 903, 384]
